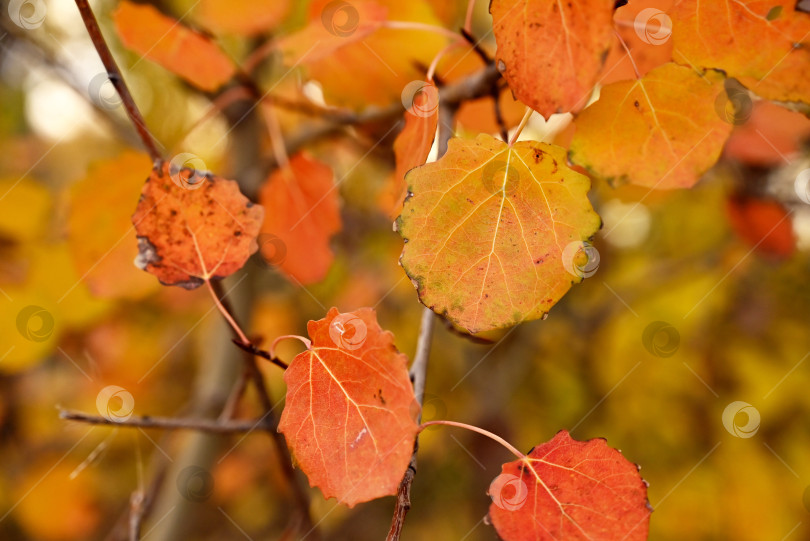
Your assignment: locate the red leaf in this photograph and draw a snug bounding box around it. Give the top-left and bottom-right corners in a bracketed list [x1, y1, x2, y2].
[726, 195, 796, 260]
[278, 307, 419, 507]
[258, 153, 342, 284]
[131, 162, 264, 289]
[488, 430, 651, 541]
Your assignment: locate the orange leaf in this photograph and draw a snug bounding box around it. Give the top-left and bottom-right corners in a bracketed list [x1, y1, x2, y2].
[726, 195, 796, 259]
[600, 0, 674, 85]
[488, 430, 651, 541]
[671, 0, 810, 103]
[386, 81, 439, 213]
[295, 0, 447, 108]
[397, 134, 601, 333]
[724, 100, 810, 167]
[68, 151, 159, 300]
[570, 63, 733, 189]
[490, 0, 616, 116]
[258, 153, 341, 285]
[278, 307, 419, 507]
[193, 0, 290, 36]
[131, 162, 264, 288]
[277, 0, 389, 64]
[113, 1, 236, 92]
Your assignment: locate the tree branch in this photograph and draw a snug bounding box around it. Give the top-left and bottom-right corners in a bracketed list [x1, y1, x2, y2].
[386, 307, 436, 541]
[74, 0, 163, 162]
[266, 61, 500, 170]
[60, 410, 261, 433]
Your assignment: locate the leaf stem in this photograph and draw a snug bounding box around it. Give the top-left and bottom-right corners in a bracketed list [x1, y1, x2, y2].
[508, 107, 534, 146]
[419, 420, 526, 460]
[205, 279, 250, 345]
[464, 0, 477, 34]
[613, 29, 641, 80]
[270, 334, 312, 357]
[74, 0, 163, 163]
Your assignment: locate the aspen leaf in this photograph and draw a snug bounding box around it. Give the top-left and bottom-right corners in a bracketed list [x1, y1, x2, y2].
[113, 1, 236, 92]
[488, 430, 651, 541]
[258, 153, 341, 285]
[277, 0, 389, 65]
[0, 177, 50, 242]
[724, 100, 810, 166]
[671, 0, 810, 103]
[68, 152, 158, 300]
[297, 0, 447, 108]
[193, 0, 290, 37]
[726, 195, 796, 259]
[490, 0, 615, 116]
[570, 63, 733, 189]
[278, 307, 419, 507]
[600, 0, 674, 86]
[131, 162, 264, 289]
[397, 134, 601, 333]
[387, 84, 438, 212]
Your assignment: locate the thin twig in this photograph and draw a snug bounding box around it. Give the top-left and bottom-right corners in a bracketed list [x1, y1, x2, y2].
[60, 410, 261, 433]
[128, 490, 145, 541]
[208, 282, 318, 539]
[386, 307, 437, 541]
[231, 340, 290, 370]
[74, 0, 163, 162]
[267, 61, 500, 170]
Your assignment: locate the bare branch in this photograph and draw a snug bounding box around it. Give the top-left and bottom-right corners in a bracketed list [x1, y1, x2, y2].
[60, 410, 260, 433]
[74, 0, 163, 162]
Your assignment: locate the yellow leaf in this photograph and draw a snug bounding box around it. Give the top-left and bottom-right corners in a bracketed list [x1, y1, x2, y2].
[570, 63, 733, 189]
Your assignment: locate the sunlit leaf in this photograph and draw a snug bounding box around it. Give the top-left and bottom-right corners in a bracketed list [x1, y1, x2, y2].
[398, 134, 601, 333]
[570, 63, 732, 189]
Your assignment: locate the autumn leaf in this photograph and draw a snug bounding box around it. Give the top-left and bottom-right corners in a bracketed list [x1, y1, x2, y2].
[397, 134, 601, 333]
[671, 0, 810, 103]
[385, 82, 438, 213]
[278, 307, 419, 507]
[258, 153, 341, 285]
[726, 195, 796, 259]
[724, 100, 810, 167]
[600, 0, 674, 86]
[488, 430, 651, 541]
[113, 0, 236, 92]
[67, 151, 158, 300]
[277, 0, 389, 65]
[570, 63, 733, 189]
[490, 0, 616, 116]
[131, 162, 264, 289]
[296, 0, 447, 108]
[193, 0, 290, 37]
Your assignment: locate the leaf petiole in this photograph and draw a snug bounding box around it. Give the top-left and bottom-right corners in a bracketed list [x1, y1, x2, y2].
[419, 419, 526, 460]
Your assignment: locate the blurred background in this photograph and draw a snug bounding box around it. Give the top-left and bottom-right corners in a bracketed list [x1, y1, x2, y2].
[1, 0, 810, 539]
